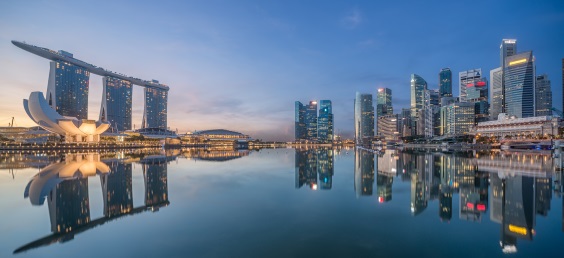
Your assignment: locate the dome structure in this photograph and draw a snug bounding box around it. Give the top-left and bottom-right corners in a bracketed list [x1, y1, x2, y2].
[23, 91, 110, 142]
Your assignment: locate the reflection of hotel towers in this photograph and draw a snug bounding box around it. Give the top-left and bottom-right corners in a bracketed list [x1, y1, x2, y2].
[47, 178, 90, 233]
[295, 148, 334, 190]
[141, 156, 170, 206]
[100, 161, 133, 217]
[354, 149, 375, 197]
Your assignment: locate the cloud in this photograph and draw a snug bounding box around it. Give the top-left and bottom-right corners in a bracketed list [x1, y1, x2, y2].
[341, 8, 362, 29]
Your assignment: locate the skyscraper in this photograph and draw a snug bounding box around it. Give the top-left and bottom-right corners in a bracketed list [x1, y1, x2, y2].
[467, 77, 489, 123]
[459, 69, 482, 103]
[423, 89, 440, 137]
[143, 86, 168, 129]
[411, 74, 427, 136]
[490, 67, 503, 120]
[535, 74, 552, 116]
[500, 39, 518, 115]
[504, 51, 535, 118]
[305, 101, 318, 141]
[100, 76, 133, 132]
[46, 58, 90, 120]
[377, 88, 393, 116]
[317, 100, 333, 143]
[439, 68, 452, 98]
[295, 101, 306, 141]
[354, 92, 374, 145]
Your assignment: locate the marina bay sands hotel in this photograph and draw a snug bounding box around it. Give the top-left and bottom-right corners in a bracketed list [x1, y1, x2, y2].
[12, 40, 169, 132]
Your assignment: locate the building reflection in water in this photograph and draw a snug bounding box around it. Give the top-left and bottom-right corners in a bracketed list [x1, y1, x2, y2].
[16, 151, 175, 254]
[295, 148, 334, 190]
[376, 151, 397, 202]
[354, 149, 374, 197]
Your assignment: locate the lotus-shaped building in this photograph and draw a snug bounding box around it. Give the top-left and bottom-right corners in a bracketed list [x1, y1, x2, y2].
[23, 92, 110, 142]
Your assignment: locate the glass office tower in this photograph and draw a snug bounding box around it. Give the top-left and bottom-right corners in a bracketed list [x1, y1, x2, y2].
[535, 74, 552, 116]
[459, 69, 482, 103]
[317, 100, 333, 143]
[295, 101, 306, 141]
[143, 87, 168, 129]
[411, 74, 427, 136]
[439, 68, 452, 98]
[305, 101, 318, 141]
[46, 59, 90, 120]
[355, 92, 374, 145]
[377, 88, 393, 116]
[490, 67, 503, 120]
[100, 76, 133, 132]
[504, 51, 535, 118]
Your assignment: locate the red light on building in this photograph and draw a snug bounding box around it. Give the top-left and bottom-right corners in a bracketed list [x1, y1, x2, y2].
[378, 196, 384, 203]
[477, 204, 486, 211]
[476, 81, 486, 87]
[466, 83, 474, 87]
[466, 202, 474, 209]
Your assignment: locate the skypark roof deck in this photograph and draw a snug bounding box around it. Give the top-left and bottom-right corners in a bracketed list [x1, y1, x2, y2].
[12, 40, 169, 91]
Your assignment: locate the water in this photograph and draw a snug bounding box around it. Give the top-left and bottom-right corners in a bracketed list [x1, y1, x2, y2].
[0, 148, 563, 257]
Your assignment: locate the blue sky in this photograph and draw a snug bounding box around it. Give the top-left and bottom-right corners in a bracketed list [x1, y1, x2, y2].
[0, 0, 563, 141]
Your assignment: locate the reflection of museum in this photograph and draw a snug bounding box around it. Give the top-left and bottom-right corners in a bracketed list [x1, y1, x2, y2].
[16, 152, 175, 254]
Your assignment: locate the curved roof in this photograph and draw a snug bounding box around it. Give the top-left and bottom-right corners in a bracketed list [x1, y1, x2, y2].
[12, 40, 169, 91]
[194, 129, 246, 136]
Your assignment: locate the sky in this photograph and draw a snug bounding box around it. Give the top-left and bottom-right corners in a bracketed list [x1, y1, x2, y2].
[0, 0, 563, 141]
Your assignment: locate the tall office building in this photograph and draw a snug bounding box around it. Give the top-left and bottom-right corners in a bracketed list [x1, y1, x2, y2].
[377, 88, 393, 116]
[500, 39, 518, 114]
[294, 101, 306, 140]
[317, 100, 333, 143]
[143, 85, 168, 129]
[399, 108, 412, 137]
[459, 69, 482, 103]
[440, 102, 475, 135]
[467, 77, 490, 123]
[100, 76, 133, 132]
[46, 58, 90, 120]
[305, 101, 318, 141]
[535, 74, 552, 116]
[411, 74, 427, 136]
[354, 92, 374, 145]
[439, 68, 452, 98]
[490, 67, 504, 120]
[504, 51, 535, 118]
[423, 89, 440, 137]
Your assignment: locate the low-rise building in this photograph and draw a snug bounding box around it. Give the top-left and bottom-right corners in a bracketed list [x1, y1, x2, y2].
[474, 113, 559, 138]
[377, 114, 400, 142]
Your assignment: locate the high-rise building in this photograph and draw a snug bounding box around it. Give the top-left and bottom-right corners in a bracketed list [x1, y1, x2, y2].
[490, 67, 504, 120]
[439, 68, 452, 98]
[100, 76, 133, 132]
[504, 51, 535, 118]
[354, 92, 374, 145]
[467, 77, 490, 123]
[305, 101, 318, 141]
[500, 39, 518, 115]
[535, 74, 552, 116]
[377, 88, 393, 116]
[423, 89, 440, 137]
[377, 114, 399, 141]
[294, 101, 306, 141]
[459, 69, 482, 103]
[317, 100, 333, 143]
[143, 86, 168, 129]
[399, 108, 412, 137]
[46, 59, 90, 120]
[411, 74, 427, 136]
[440, 102, 475, 135]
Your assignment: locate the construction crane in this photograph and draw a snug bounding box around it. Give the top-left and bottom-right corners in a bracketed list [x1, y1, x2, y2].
[551, 107, 564, 117]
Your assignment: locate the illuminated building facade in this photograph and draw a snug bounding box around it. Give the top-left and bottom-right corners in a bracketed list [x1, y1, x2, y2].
[490, 67, 503, 120]
[474, 114, 558, 137]
[47, 178, 90, 233]
[423, 89, 440, 137]
[354, 92, 374, 145]
[535, 74, 552, 116]
[439, 68, 452, 98]
[305, 101, 318, 141]
[410, 74, 427, 136]
[459, 69, 482, 103]
[377, 88, 393, 116]
[47, 59, 90, 120]
[504, 51, 535, 118]
[100, 76, 133, 132]
[294, 101, 306, 140]
[377, 114, 399, 141]
[317, 100, 333, 143]
[440, 102, 474, 135]
[143, 85, 168, 129]
[466, 77, 489, 123]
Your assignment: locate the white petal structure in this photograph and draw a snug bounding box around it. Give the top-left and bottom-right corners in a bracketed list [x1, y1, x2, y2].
[23, 92, 110, 142]
[24, 153, 111, 206]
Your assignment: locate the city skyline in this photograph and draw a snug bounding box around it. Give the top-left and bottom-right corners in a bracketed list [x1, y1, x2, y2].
[1, 1, 563, 141]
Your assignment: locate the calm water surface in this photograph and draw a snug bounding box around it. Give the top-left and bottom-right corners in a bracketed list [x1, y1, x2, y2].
[0, 148, 563, 257]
